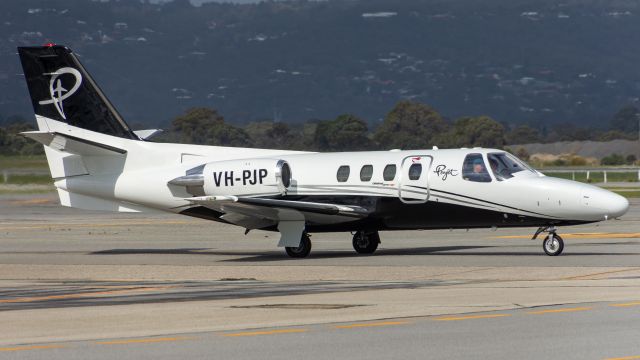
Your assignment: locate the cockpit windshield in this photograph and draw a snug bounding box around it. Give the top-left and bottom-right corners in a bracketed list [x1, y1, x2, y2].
[487, 152, 535, 181]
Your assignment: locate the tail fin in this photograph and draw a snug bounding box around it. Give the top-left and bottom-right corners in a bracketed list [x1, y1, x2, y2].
[17, 44, 139, 140]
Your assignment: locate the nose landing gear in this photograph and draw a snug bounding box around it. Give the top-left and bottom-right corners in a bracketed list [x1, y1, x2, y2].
[533, 226, 564, 256]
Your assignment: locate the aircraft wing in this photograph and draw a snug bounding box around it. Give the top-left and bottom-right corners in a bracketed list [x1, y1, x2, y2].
[185, 196, 369, 230]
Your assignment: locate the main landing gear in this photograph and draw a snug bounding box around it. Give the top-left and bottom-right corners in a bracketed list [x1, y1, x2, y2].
[352, 231, 380, 254]
[533, 226, 564, 256]
[285, 232, 312, 258]
[284, 231, 382, 258]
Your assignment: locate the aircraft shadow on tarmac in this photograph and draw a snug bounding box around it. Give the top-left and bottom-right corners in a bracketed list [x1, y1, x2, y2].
[89, 246, 640, 262]
[90, 245, 491, 260]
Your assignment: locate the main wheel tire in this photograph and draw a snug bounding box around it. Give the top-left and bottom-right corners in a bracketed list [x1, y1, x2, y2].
[543, 234, 564, 256]
[285, 233, 312, 258]
[352, 231, 380, 254]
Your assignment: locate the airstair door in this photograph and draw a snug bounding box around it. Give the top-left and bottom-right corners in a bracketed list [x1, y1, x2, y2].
[399, 155, 433, 204]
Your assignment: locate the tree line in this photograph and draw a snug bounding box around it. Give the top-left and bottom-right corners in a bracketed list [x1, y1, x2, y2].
[1, 101, 638, 156]
[154, 101, 639, 152]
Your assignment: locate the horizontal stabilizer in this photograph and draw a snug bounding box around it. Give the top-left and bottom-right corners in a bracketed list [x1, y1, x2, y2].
[58, 188, 158, 212]
[21, 131, 127, 156]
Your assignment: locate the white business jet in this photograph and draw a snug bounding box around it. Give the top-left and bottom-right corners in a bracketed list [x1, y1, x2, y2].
[17, 45, 629, 257]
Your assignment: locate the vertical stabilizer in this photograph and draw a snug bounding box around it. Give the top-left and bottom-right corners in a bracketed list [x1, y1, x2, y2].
[17, 44, 135, 211]
[17, 45, 139, 139]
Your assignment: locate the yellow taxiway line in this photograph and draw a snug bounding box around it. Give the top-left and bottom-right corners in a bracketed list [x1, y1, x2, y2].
[96, 337, 190, 345]
[0, 286, 170, 303]
[495, 232, 640, 239]
[222, 329, 308, 337]
[434, 314, 511, 321]
[335, 321, 410, 329]
[0, 345, 65, 352]
[609, 301, 640, 308]
[527, 307, 592, 315]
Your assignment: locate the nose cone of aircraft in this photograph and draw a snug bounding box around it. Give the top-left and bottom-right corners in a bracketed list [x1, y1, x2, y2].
[583, 186, 629, 220]
[606, 192, 630, 219]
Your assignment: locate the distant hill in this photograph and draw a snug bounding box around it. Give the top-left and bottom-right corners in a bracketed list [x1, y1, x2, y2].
[1, 0, 640, 127]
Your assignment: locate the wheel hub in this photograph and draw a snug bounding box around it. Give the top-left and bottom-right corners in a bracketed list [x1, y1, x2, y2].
[357, 237, 370, 248]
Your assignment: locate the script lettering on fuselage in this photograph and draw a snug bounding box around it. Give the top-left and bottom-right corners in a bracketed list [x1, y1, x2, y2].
[212, 169, 268, 187]
[433, 164, 458, 180]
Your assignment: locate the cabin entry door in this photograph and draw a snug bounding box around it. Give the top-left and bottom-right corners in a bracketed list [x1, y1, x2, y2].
[398, 155, 433, 204]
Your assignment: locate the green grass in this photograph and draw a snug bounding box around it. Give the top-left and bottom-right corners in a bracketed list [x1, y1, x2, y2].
[609, 190, 640, 198]
[0, 187, 55, 195]
[547, 171, 639, 183]
[0, 155, 48, 169]
[3, 174, 52, 185]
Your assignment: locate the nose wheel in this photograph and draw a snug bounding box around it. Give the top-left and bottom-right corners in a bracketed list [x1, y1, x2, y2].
[542, 233, 564, 256]
[352, 231, 380, 254]
[533, 226, 564, 256]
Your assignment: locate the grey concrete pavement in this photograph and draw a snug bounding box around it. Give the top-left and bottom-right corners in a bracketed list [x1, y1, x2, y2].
[0, 194, 639, 268]
[0, 194, 639, 357]
[2, 301, 639, 360]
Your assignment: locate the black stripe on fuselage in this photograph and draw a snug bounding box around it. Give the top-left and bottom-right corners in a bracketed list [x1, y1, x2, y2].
[178, 195, 591, 233]
[291, 183, 555, 219]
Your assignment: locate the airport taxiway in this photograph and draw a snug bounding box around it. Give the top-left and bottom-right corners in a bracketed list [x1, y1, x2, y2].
[1, 302, 639, 360]
[1, 193, 639, 359]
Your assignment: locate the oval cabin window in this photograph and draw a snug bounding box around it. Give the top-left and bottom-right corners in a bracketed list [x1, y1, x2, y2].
[360, 165, 373, 181]
[383, 164, 396, 181]
[336, 165, 350, 182]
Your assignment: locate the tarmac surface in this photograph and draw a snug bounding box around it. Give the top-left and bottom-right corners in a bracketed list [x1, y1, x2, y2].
[1, 193, 639, 359]
[2, 303, 640, 360]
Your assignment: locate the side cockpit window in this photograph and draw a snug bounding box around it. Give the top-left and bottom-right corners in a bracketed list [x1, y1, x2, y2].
[462, 153, 491, 183]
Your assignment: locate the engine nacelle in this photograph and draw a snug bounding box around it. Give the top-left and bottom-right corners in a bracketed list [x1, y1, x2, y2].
[170, 159, 292, 197]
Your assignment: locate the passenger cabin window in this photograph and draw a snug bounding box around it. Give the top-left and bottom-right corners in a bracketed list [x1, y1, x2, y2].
[462, 154, 491, 183]
[383, 164, 396, 181]
[360, 165, 373, 181]
[487, 152, 531, 181]
[408, 163, 422, 180]
[336, 165, 350, 182]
